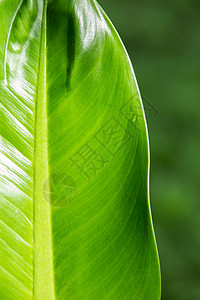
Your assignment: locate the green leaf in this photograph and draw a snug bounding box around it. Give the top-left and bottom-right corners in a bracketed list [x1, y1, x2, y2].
[0, 0, 161, 299]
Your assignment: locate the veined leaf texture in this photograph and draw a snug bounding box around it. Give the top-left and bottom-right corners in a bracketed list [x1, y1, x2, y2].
[0, 0, 161, 299]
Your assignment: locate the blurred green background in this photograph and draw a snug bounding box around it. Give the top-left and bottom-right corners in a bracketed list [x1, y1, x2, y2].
[99, 0, 200, 299]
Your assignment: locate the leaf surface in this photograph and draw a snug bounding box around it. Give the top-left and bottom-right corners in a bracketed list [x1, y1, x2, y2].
[0, 0, 161, 299]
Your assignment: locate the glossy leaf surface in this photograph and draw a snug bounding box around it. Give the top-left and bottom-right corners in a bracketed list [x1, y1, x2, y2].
[0, 0, 161, 299]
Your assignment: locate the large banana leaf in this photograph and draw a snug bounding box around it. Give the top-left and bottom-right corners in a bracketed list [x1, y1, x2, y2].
[0, 0, 161, 299]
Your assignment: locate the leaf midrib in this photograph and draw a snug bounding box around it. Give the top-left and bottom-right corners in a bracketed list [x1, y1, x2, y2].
[33, 1, 55, 299]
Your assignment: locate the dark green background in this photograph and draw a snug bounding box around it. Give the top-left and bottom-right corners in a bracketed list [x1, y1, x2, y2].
[99, 0, 200, 299]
